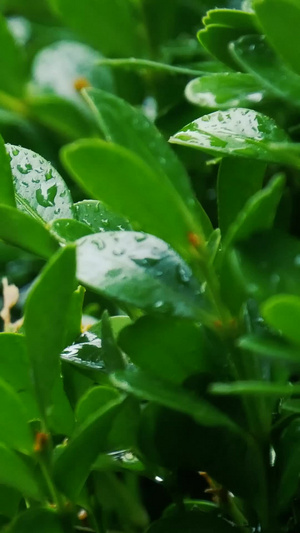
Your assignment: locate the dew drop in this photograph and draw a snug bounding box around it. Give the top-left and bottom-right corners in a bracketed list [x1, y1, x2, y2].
[12, 148, 19, 156]
[294, 255, 300, 267]
[17, 163, 32, 175]
[176, 264, 191, 284]
[36, 182, 58, 207]
[93, 239, 105, 251]
[135, 233, 147, 243]
[113, 248, 125, 256]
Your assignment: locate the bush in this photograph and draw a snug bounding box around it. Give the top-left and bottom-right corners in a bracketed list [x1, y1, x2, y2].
[0, 0, 299, 531]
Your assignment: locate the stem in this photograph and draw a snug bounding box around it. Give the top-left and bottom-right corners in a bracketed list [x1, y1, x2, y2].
[0, 90, 29, 117]
[97, 58, 208, 77]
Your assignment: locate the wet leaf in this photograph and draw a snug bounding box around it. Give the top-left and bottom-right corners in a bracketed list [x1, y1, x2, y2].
[6, 144, 73, 223]
[49, 218, 93, 243]
[170, 108, 290, 163]
[74, 200, 131, 232]
[186, 73, 266, 109]
[230, 35, 300, 108]
[76, 232, 207, 321]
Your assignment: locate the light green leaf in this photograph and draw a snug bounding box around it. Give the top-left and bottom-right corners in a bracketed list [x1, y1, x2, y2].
[76, 232, 207, 321]
[6, 144, 73, 223]
[0, 444, 41, 500]
[49, 218, 93, 243]
[74, 200, 131, 232]
[0, 205, 58, 258]
[24, 246, 76, 419]
[83, 88, 212, 237]
[186, 73, 266, 109]
[63, 139, 202, 259]
[0, 378, 33, 453]
[210, 381, 300, 396]
[262, 294, 300, 346]
[230, 35, 300, 108]
[253, 0, 300, 75]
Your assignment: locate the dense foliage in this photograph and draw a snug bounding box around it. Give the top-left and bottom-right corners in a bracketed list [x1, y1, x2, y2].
[0, 0, 300, 531]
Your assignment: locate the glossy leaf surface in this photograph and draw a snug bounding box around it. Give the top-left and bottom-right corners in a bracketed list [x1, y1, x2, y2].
[74, 200, 131, 232]
[63, 139, 201, 258]
[49, 218, 93, 243]
[170, 108, 290, 163]
[6, 144, 73, 223]
[76, 232, 206, 320]
[83, 88, 212, 236]
[262, 294, 300, 346]
[230, 35, 300, 108]
[186, 73, 266, 109]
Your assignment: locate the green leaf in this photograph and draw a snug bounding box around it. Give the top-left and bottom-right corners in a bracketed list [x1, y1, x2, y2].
[198, 9, 257, 69]
[7, 144, 73, 223]
[76, 232, 207, 321]
[210, 381, 300, 396]
[0, 13, 25, 96]
[119, 316, 207, 385]
[217, 157, 266, 234]
[111, 367, 237, 430]
[63, 140, 202, 259]
[185, 73, 266, 109]
[0, 377, 33, 453]
[146, 507, 237, 533]
[0, 444, 41, 500]
[9, 509, 65, 533]
[49, 218, 93, 243]
[74, 200, 131, 232]
[24, 246, 76, 419]
[170, 108, 290, 163]
[0, 135, 15, 206]
[83, 88, 212, 237]
[253, 0, 300, 75]
[75, 386, 120, 426]
[274, 418, 300, 511]
[49, 1, 144, 57]
[238, 335, 300, 365]
[0, 205, 58, 258]
[223, 174, 285, 249]
[230, 35, 300, 108]
[221, 231, 300, 307]
[29, 95, 98, 140]
[101, 311, 126, 372]
[54, 395, 123, 499]
[61, 328, 105, 375]
[31, 40, 115, 106]
[262, 294, 300, 346]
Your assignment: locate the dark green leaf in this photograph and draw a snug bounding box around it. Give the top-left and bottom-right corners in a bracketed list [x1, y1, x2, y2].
[76, 232, 207, 321]
[49, 1, 145, 56]
[8, 508, 65, 533]
[74, 200, 131, 232]
[101, 311, 126, 372]
[0, 445, 41, 500]
[0, 205, 58, 258]
[223, 174, 284, 248]
[24, 246, 76, 419]
[119, 316, 208, 385]
[83, 88, 212, 236]
[61, 328, 105, 374]
[170, 108, 290, 163]
[230, 35, 300, 108]
[274, 418, 300, 511]
[262, 294, 300, 346]
[63, 139, 202, 258]
[49, 218, 93, 243]
[238, 335, 300, 365]
[111, 367, 237, 430]
[217, 157, 266, 234]
[146, 507, 237, 533]
[7, 144, 73, 223]
[0, 378, 33, 453]
[0, 135, 15, 206]
[54, 395, 123, 499]
[186, 73, 266, 109]
[253, 0, 300, 75]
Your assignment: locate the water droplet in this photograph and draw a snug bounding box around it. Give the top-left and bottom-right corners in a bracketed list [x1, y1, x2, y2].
[154, 300, 164, 309]
[176, 264, 191, 284]
[106, 268, 122, 278]
[36, 181, 58, 207]
[45, 169, 53, 181]
[93, 239, 105, 251]
[12, 148, 19, 156]
[54, 208, 61, 215]
[21, 181, 29, 188]
[17, 163, 32, 175]
[113, 248, 125, 256]
[135, 233, 147, 243]
[294, 255, 300, 267]
[32, 177, 40, 184]
[131, 257, 159, 267]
